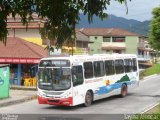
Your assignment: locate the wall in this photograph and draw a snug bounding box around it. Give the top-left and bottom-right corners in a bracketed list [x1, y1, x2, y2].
[89, 36, 103, 55]
[88, 36, 139, 55]
[125, 36, 138, 54]
[8, 29, 41, 38]
[8, 29, 43, 47]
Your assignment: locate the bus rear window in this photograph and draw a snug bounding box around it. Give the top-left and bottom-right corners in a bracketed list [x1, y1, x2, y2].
[39, 60, 70, 67]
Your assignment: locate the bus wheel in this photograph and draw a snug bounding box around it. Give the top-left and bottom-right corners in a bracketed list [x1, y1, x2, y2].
[121, 84, 127, 97]
[84, 91, 93, 107]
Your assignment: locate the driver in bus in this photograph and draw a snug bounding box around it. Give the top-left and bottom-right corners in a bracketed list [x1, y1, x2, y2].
[60, 74, 70, 87]
[54, 69, 61, 84]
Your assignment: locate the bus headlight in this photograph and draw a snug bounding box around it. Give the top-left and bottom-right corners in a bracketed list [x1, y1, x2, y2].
[61, 91, 71, 98]
[38, 91, 46, 97]
[61, 94, 69, 98]
[61, 96, 67, 99]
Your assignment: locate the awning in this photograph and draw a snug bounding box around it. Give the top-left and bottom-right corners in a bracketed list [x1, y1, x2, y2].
[0, 58, 40, 64]
[138, 47, 151, 51]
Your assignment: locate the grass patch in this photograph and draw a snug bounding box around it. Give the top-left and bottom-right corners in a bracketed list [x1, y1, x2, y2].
[140, 64, 160, 79]
[145, 104, 160, 114]
[155, 104, 160, 114]
[131, 104, 160, 120]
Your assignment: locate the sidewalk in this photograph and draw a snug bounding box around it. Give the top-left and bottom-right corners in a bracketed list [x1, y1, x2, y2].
[0, 88, 37, 108]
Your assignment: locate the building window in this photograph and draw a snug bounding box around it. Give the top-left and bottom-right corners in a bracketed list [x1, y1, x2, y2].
[145, 45, 149, 48]
[103, 37, 110, 42]
[105, 60, 115, 75]
[115, 59, 124, 74]
[113, 37, 125, 42]
[106, 50, 110, 53]
[95, 36, 97, 40]
[84, 62, 93, 79]
[113, 50, 122, 54]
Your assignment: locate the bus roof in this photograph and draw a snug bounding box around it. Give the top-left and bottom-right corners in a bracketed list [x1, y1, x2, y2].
[40, 54, 137, 62]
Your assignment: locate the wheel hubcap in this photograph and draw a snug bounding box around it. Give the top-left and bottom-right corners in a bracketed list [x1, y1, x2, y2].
[86, 93, 92, 105]
[122, 86, 127, 96]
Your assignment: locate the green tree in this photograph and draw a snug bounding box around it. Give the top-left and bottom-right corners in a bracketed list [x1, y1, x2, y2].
[0, 0, 129, 47]
[149, 7, 160, 50]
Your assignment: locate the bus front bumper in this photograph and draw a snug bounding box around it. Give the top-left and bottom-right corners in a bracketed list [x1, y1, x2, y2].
[38, 96, 73, 106]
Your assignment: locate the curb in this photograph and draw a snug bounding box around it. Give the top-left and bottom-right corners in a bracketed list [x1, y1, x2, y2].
[0, 95, 37, 108]
[141, 103, 159, 114]
[140, 74, 158, 81]
[10, 86, 37, 91]
[143, 74, 158, 79]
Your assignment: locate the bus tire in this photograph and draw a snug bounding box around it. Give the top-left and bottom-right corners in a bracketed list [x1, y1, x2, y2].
[84, 91, 93, 107]
[121, 84, 127, 97]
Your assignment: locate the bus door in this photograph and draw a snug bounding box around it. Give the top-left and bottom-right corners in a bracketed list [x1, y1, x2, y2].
[72, 65, 84, 105]
[131, 58, 139, 87]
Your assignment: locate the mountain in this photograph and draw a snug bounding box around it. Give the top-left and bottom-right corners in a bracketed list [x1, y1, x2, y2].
[133, 21, 150, 36]
[76, 14, 150, 36]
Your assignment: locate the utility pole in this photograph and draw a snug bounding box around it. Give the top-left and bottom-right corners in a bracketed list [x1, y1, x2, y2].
[46, 38, 51, 56]
[71, 35, 75, 56]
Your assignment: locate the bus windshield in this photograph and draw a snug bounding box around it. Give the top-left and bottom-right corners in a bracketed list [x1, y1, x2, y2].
[38, 68, 71, 91]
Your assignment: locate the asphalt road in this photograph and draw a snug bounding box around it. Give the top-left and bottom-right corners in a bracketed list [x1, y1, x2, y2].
[0, 75, 160, 114]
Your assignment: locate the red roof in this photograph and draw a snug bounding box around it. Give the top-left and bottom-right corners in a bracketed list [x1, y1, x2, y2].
[7, 14, 44, 29]
[78, 28, 139, 36]
[7, 22, 43, 29]
[0, 37, 47, 59]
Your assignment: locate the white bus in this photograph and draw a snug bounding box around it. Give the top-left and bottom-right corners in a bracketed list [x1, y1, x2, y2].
[37, 54, 139, 107]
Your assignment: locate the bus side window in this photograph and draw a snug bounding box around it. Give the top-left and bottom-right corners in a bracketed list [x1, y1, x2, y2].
[115, 59, 124, 74]
[132, 58, 137, 71]
[72, 66, 84, 86]
[124, 59, 132, 73]
[84, 62, 93, 79]
[93, 61, 105, 77]
[105, 60, 115, 75]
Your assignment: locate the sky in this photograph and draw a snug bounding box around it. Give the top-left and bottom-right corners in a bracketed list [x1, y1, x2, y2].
[107, 0, 160, 21]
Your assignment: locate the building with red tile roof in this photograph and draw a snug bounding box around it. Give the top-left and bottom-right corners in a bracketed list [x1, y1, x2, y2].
[79, 28, 139, 37]
[7, 14, 44, 49]
[0, 37, 48, 86]
[0, 37, 47, 63]
[7, 14, 44, 29]
[77, 28, 146, 56]
[77, 28, 153, 69]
